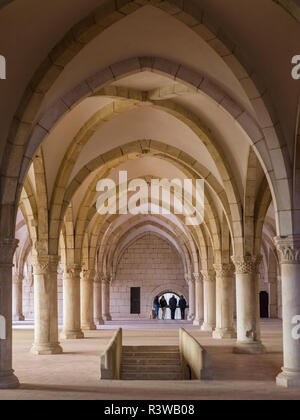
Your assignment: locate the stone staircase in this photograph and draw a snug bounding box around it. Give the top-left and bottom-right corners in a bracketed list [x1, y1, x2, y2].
[121, 345, 182, 380]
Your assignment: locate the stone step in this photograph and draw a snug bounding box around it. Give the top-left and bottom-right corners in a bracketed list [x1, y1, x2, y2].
[122, 358, 181, 366]
[121, 364, 182, 373]
[123, 346, 179, 352]
[122, 352, 180, 359]
[121, 372, 182, 381]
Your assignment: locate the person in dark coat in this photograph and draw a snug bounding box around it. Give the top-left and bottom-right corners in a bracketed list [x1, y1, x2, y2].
[160, 296, 167, 320]
[153, 296, 159, 319]
[179, 295, 187, 320]
[169, 295, 178, 320]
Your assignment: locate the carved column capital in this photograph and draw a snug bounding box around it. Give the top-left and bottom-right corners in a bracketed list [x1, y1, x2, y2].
[231, 255, 262, 275]
[12, 273, 24, 284]
[63, 264, 81, 280]
[192, 272, 200, 283]
[185, 273, 193, 284]
[101, 274, 111, 285]
[32, 255, 60, 276]
[0, 238, 19, 267]
[213, 263, 235, 278]
[275, 235, 300, 264]
[94, 271, 102, 283]
[201, 270, 215, 282]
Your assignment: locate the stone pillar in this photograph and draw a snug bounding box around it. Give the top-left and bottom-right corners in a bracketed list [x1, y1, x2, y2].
[269, 276, 278, 319]
[0, 239, 20, 388]
[31, 255, 63, 355]
[231, 255, 265, 354]
[81, 269, 96, 331]
[201, 270, 216, 332]
[213, 264, 236, 339]
[186, 275, 195, 320]
[102, 275, 112, 321]
[275, 236, 300, 388]
[60, 264, 84, 340]
[193, 273, 203, 326]
[94, 272, 104, 325]
[12, 273, 25, 321]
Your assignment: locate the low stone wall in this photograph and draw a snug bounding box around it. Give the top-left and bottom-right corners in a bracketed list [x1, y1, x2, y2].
[179, 328, 212, 380]
[100, 328, 122, 380]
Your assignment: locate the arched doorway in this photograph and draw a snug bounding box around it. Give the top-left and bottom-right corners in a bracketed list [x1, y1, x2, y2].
[156, 292, 182, 320]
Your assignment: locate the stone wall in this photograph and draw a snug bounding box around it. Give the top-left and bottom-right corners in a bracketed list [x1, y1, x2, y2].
[110, 233, 187, 318]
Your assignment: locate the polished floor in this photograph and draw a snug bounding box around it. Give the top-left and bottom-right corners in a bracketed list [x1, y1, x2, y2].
[1, 319, 300, 400]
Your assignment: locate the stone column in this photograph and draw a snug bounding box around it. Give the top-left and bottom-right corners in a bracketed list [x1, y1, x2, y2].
[186, 275, 195, 320]
[231, 255, 265, 354]
[81, 269, 96, 331]
[193, 273, 203, 326]
[201, 270, 216, 332]
[0, 239, 20, 388]
[12, 273, 25, 321]
[94, 272, 104, 325]
[31, 255, 63, 355]
[275, 236, 300, 388]
[60, 264, 84, 340]
[213, 264, 236, 339]
[269, 276, 278, 319]
[102, 275, 112, 321]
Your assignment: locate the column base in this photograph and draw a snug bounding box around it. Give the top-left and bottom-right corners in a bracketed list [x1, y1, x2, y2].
[233, 341, 266, 354]
[31, 343, 63, 355]
[276, 369, 300, 388]
[201, 323, 215, 332]
[213, 328, 237, 339]
[188, 314, 194, 321]
[0, 370, 20, 389]
[13, 315, 25, 322]
[81, 323, 96, 331]
[103, 315, 112, 321]
[193, 318, 202, 326]
[60, 330, 84, 340]
[95, 318, 105, 325]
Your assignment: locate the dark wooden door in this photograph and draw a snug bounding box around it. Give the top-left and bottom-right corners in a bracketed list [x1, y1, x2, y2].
[260, 291, 269, 318]
[130, 287, 141, 314]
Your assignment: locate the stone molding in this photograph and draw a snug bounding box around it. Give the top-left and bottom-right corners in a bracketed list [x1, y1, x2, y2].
[81, 269, 92, 282]
[32, 255, 60, 276]
[275, 235, 300, 264]
[231, 255, 262, 275]
[213, 263, 235, 278]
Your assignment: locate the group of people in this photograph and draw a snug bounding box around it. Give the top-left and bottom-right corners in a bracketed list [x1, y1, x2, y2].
[153, 295, 187, 320]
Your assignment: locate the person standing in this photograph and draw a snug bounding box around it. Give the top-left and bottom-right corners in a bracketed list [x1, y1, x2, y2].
[179, 295, 187, 320]
[169, 295, 178, 320]
[153, 296, 159, 319]
[160, 296, 167, 320]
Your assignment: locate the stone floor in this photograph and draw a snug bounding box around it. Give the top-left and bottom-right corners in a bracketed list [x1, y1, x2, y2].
[1, 319, 300, 400]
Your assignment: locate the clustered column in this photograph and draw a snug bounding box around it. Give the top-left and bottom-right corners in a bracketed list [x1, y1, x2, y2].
[201, 270, 216, 332]
[193, 273, 203, 326]
[186, 274, 195, 320]
[12, 272, 25, 321]
[94, 272, 104, 325]
[81, 269, 96, 331]
[102, 275, 112, 321]
[213, 263, 236, 339]
[0, 239, 20, 389]
[31, 255, 63, 355]
[60, 264, 84, 340]
[231, 255, 265, 354]
[275, 236, 300, 388]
